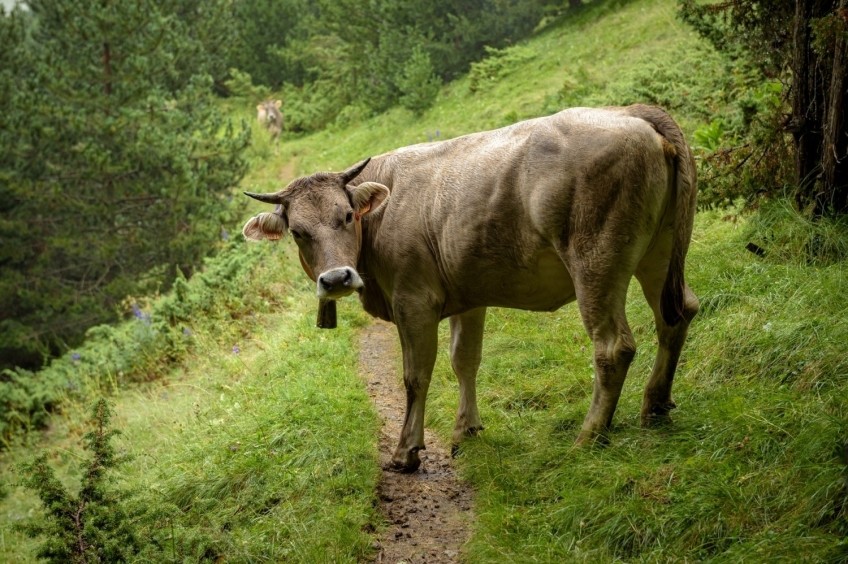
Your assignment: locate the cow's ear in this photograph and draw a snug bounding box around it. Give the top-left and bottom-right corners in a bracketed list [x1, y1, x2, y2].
[274, 99, 282, 108]
[348, 182, 389, 216]
[242, 211, 287, 241]
[256, 104, 264, 112]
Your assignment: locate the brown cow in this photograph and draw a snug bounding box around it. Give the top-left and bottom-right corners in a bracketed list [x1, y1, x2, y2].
[256, 99, 283, 141]
[242, 105, 699, 472]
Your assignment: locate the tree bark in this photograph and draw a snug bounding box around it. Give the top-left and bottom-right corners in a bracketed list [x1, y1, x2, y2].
[792, 0, 848, 216]
[820, 0, 848, 213]
[791, 0, 826, 213]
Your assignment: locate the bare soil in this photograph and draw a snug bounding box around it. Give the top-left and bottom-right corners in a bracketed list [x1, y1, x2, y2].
[358, 321, 474, 563]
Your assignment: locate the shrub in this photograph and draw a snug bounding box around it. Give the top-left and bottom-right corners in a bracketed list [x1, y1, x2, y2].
[398, 47, 442, 115]
[17, 400, 140, 562]
[0, 242, 272, 447]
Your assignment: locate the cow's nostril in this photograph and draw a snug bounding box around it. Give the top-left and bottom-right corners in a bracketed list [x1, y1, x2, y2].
[343, 269, 352, 285]
[320, 276, 333, 290]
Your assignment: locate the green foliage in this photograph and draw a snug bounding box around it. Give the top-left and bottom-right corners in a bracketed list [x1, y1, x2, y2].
[693, 119, 725, 151]
[2, 242, 380, 562]
[130, 312, 380, 561]
[745, 200, 848, 265]
[397, 46, 442, 115]
[678, 0, 848, 217]
[232, 0, 546, 130]
[223, 68, 271, 101]
[0, 1, 250, 370]
[0, 242, 271, 447]
[17, 399, 140, 562]
[227, 0, 316, 89]
[469, 45, 537, 93]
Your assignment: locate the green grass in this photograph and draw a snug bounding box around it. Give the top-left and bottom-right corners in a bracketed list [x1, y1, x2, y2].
[1, 243, 380, 562]
[2, 0, 846, 561]
[425, 210, 848, 562]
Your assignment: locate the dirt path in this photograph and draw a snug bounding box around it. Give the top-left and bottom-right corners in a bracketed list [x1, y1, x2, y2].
[358, 321, 474, 563]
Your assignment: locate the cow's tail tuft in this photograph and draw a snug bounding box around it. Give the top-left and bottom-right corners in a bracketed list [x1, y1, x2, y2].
[626, 105, 697, 327]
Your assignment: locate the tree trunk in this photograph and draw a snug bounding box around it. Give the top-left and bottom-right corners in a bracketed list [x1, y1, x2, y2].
[791, 0, 826, 214]
[820, 0, 848, 213]
[792, 0, 848, 216]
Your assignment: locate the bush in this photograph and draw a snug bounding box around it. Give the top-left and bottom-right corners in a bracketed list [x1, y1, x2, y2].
[17, 400, 140, 562]
[398, 47, 442, 115]
[0, 242, 273, 447]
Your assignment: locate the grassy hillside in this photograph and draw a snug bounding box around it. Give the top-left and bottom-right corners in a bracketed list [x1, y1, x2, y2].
[2, 0, 846, 561]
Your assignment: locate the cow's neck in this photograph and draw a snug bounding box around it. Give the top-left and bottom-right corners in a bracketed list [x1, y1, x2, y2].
[350, 154, 396, 322]
[356, 212, 393, 322]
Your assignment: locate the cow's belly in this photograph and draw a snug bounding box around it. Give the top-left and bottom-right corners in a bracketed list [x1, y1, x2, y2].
[444, 249, 576, 315]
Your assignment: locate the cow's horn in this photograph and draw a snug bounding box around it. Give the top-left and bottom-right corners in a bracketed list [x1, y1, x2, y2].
[341, 157, 371, 184]
[244, 191, 285, 205]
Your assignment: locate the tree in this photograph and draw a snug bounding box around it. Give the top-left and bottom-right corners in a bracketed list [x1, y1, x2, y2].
[679, 0, 848, 217]
[18, 400, 140, 563]
[228, 0, 316, 89]
[0, 1, 249, 369]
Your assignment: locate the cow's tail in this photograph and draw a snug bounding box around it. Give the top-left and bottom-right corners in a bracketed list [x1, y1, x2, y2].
[626, 105, 697, 327]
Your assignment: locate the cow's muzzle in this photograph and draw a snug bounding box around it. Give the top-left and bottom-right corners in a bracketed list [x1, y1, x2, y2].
[316, 267, 364, 299]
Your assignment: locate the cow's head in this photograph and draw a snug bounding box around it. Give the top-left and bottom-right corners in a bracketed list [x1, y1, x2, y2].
[241, 158, 389, 300]
[256, 99, 282, 123]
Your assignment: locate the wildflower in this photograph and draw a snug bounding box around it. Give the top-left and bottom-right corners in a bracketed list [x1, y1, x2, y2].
[132, 304, 151, 324]
[182, 327, 192, 336]
[232, 345, 240, 355]
[71, 352, 81, 363]
[221, 228, 230, 241]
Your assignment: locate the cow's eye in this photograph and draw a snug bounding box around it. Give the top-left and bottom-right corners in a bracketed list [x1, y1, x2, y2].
[345, 211, 354, 224]
[290, 229, 303, 240]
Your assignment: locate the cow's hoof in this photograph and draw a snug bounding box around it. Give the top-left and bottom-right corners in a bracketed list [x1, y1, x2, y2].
[451, 424, 484, 447]
[575, 429, 610, 447]
[640, 401, 677, 428]
[388, 447, 422, 473]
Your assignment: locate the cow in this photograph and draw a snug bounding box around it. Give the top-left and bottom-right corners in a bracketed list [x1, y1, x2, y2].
[242, 105, 699, 473]
[256, 99, 283, 141]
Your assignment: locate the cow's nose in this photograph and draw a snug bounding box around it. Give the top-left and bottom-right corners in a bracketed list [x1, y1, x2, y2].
[317, 267, 363, 298]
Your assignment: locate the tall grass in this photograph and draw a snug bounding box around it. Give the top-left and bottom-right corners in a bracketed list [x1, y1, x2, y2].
[426, 210, 848, 561]
[1, 243, 381, 562]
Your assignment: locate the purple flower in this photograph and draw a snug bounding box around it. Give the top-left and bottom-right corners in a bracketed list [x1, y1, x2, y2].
[232, 345, 240, 355]
[183, 327, 192, 336]
[132, 304, 151, 324]
[221, 228, 230, 241]
[71, 352, 81, 362]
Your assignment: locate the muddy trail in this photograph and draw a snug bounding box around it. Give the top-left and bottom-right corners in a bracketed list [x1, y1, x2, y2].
[358, 321, 474, 563]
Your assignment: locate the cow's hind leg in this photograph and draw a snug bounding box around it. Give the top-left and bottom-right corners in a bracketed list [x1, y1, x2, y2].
[449, 308, 486, 448]
[391, 307, 439, 473]
[636, 261, 699, 426]
[569, 264, 637, 445]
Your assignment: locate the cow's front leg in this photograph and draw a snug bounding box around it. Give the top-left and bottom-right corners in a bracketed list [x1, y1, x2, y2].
[449, 308, 486, 447]
[391, 309, 439, 473]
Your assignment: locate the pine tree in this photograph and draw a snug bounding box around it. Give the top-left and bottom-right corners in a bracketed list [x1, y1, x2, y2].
[0, 1, 249, 369]
[18, 400, 140, 563]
